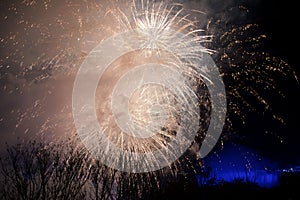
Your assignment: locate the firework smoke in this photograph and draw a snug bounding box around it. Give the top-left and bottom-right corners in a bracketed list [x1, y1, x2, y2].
[0, 0, 298, 198]
[72, 0, 226, 172]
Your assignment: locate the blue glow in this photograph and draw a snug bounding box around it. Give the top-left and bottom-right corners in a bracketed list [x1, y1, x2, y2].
[200, 142, 280, 188]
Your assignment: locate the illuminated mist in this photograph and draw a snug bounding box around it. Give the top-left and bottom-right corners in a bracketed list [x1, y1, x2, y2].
[0, 0, 298, 199]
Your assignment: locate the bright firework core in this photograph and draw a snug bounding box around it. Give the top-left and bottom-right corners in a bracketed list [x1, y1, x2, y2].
[1, 0, 298, 198]
[72, 1, 226, 172]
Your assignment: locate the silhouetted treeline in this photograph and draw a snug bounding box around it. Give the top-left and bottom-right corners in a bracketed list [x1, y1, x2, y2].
[0, 140, 163, 200]
[1, 141, 299, 200]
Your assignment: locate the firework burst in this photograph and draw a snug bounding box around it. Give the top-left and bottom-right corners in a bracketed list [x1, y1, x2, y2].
[73, 0, 226, 173]
[0, 0, 298, 198]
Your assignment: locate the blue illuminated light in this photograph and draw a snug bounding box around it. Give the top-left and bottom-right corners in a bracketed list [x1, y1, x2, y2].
[200, 142, 281, 188]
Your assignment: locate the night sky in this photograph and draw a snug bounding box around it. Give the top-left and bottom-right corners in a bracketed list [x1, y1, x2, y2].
[0, 0, 299, 169]
[232, 0, 300, 165]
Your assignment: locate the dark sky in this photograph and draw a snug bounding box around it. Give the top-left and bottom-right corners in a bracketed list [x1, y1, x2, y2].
[258, 1, 299, 69]
[0, 0, 299, 166]
[239, 1, 300, 165]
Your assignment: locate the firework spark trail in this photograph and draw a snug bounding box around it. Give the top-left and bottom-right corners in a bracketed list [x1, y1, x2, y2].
[72, 0, 226, 172]
[0, 1, 298, 197]
[205, 7, 298, 145]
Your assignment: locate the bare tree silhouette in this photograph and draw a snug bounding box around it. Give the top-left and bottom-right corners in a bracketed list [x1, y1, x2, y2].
[0, 141, 89, 200]
[0, 140, 163, 200]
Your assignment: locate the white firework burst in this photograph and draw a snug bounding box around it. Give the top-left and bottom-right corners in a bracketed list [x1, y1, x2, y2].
[73, 0, 226, 173]
[117, 0, 214, 66]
